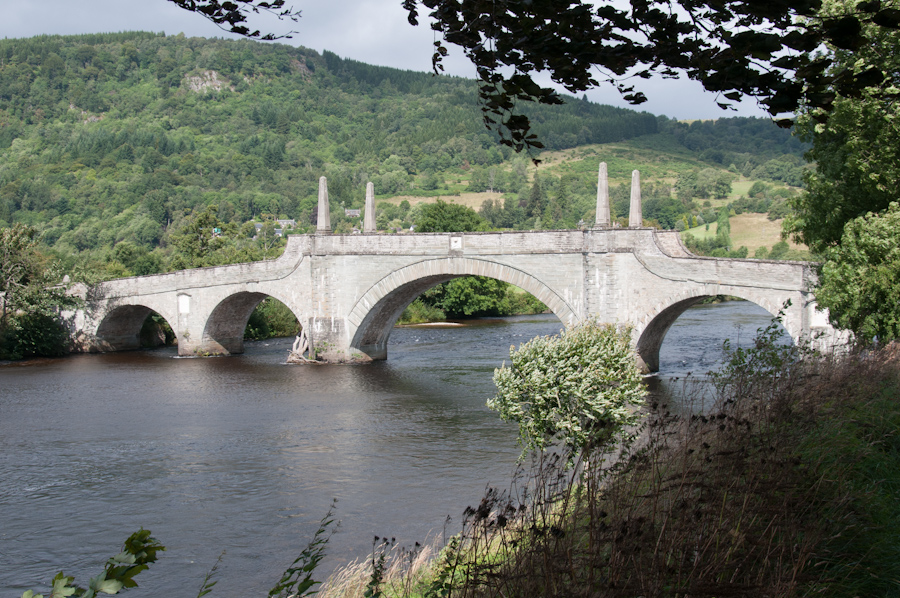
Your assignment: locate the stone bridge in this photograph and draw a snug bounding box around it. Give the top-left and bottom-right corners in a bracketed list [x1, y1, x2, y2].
[68, 167, 843, 371]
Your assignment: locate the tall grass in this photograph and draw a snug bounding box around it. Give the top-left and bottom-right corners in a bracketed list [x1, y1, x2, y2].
[318, 539, 439, 598]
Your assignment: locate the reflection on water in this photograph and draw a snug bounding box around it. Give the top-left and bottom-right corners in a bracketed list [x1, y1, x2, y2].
[0, 302, 785, 596]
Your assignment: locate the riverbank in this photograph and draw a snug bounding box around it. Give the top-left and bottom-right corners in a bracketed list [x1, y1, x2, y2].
[315, 340, 900, 598]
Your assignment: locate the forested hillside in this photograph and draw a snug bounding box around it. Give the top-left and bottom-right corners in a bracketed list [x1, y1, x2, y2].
[0, 32, 807, 277]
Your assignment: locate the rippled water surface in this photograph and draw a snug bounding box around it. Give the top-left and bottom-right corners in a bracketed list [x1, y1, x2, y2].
[0, 302, 783, 596]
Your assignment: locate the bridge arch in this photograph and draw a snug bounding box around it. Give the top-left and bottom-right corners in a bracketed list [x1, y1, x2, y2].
[347, 257, 579, 360]
[93, 302, 178, 352]
[201, 291, 303, 355]
[634, 289, 798, 373]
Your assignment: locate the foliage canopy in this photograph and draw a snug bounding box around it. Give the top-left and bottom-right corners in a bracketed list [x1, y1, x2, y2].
[414, 200, 489, 233]
[787, 0, 900, 254]
[0, 223, 74, 359]
[776, 0, 900, 341]
[816, 202, 900, 343]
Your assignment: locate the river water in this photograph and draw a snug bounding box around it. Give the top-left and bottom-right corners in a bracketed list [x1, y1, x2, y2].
[0, 302, 784, 597]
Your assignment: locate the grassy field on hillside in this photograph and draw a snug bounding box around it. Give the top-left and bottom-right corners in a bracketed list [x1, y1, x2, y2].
[685, 213, 805, 252]
[535, 139, 714, 185]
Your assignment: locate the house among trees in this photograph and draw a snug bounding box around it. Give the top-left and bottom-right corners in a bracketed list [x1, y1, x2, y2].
[254, 222, 285, 237]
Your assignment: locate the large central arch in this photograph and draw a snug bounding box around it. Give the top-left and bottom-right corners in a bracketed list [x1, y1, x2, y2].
[346, 257, 580, 360]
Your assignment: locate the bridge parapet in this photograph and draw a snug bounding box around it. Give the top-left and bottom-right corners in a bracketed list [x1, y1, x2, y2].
[294, 229, 586, 256]
[292, 227, 697, 258]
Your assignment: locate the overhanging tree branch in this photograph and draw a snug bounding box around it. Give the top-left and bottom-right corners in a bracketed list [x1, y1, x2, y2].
[166, 0, 301, 40]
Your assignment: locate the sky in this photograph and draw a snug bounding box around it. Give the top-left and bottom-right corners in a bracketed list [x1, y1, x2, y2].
[0, 0, 770, 121]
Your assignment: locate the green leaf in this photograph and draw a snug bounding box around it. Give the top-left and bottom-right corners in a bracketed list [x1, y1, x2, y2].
[49, 573, 76, 598]
[88, 572, 124, 595]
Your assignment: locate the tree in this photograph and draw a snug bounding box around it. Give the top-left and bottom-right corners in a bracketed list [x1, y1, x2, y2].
[0, 224, 74, 359]
[715, 207, 732, 249]
[256, 219, 283, 259]
[423, 276, 511, 317]
[113, 242, 163, 276]
[169, 205, 226, 268]
[402, 0, 900, 152]
[769, 240, 790, 260]
[815, 202, 900, 343]
[415, 200, 490, 233]
[786, 0, 900, 254]
[774, 0, 900, 340]
[525, 175, 546, 220]
[489, 320, 646, 460]
[411, 200, 502, 318]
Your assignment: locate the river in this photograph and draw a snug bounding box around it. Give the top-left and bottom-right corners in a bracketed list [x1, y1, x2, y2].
[0, 301, 785, 596]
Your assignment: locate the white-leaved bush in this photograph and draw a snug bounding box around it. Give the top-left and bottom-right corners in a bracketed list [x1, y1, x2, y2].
[488, 320, 646, 460]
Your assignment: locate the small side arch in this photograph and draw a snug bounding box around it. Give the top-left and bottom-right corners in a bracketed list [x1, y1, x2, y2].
[201, 291, 303, 355]
[634, 290, 797, 373]
[347, 257, 579, 360]
[94, 303, 178, 351]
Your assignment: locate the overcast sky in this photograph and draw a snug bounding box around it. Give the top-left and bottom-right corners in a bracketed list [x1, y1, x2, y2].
[1, 0, 770, 121]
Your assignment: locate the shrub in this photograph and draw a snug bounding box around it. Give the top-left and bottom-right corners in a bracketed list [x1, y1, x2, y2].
[489, 319, 646, 460]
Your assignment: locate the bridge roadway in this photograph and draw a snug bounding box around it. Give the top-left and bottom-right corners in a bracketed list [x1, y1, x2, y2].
[68, 227, 841, 372]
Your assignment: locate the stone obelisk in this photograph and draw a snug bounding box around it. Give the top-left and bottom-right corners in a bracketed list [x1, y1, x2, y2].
[594, 161, 611, 227]
[363, 182, 376, 233]
[628, 170, 642, 228]
[316, 176, 331, 233]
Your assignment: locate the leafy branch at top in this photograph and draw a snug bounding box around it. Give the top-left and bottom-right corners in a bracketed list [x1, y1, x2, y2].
[166, 0, 301, 40]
